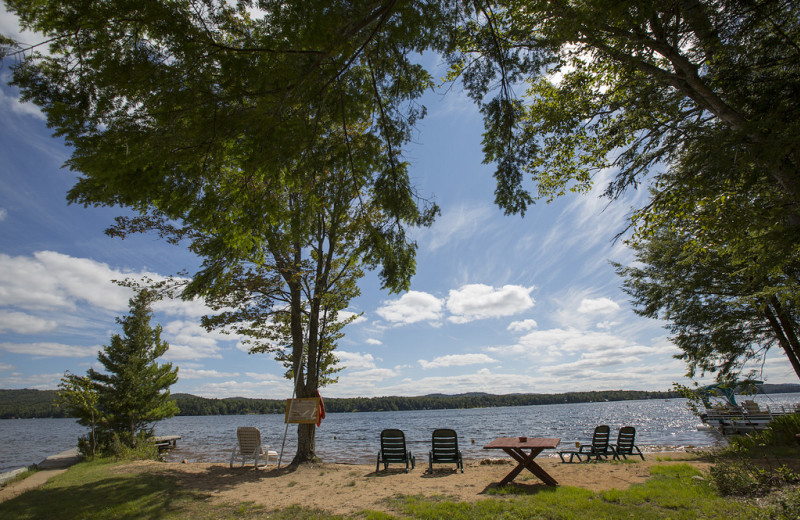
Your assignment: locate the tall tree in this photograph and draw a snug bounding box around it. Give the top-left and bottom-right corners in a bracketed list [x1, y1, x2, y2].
[89, 288, 179, 447]
[2, 0, 439, 463]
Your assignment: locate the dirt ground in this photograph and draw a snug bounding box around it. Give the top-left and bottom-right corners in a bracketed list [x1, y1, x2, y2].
[2, 451, 709, 515]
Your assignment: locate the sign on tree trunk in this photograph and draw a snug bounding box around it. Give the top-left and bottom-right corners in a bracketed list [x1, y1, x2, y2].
[284, 398, 320, 424]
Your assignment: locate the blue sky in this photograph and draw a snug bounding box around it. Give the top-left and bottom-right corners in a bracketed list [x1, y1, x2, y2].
[1, 7, 796, 399]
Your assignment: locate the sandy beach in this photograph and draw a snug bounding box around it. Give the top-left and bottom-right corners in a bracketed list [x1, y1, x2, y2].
[0, 451, 715, 515]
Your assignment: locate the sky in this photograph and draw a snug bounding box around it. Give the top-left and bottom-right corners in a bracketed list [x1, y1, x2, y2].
[1, 7, 796, 400]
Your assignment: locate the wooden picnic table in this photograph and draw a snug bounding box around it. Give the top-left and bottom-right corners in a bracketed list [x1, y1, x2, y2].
[483, 437, 560, 486]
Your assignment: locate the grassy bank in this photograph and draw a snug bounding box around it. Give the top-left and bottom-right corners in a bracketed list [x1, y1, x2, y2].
[0, 458, 765, 520]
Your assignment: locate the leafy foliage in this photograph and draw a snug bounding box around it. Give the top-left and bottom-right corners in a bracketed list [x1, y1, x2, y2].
[447, 0, 800, 215]
[615, 214, 800, 381]
[57, 372, 101, 456]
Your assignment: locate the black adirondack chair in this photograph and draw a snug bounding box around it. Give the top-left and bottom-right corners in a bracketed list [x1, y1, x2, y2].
[428, 428, 464, 473]
[558, 425, 612, 462]
[613, 426, 645, 460]
[376, 429, 415, 472]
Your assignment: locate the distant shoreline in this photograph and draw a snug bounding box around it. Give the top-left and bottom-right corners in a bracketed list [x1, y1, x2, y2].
[3, 384, 800, 419]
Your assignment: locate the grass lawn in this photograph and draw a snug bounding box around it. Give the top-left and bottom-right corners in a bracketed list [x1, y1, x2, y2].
[0, 460, 760, 520]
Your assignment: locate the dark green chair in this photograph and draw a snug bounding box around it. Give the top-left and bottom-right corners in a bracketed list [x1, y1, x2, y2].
[612, 426, 645, 460]
[558, 425, 612, 462]
[428, 428, 464, 473]
[377, 429, 415, 472]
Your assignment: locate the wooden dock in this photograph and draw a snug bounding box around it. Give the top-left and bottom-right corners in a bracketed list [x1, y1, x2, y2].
[153, 435, 181, 450]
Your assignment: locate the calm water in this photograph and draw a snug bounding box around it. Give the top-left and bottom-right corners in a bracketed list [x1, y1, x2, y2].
[2, 393, 799, 473]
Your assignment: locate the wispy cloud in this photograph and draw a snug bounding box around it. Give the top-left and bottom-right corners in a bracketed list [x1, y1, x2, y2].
[418, 353, 497, 369]
[424, 204, 497, 251]
[0, 342, 100, 358]
[178, 368, 240, 379]
[0, 88, 45, 120]
[0, 311, 58, 334]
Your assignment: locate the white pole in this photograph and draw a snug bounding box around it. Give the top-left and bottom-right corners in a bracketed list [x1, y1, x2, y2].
[278, 361, 303, 468]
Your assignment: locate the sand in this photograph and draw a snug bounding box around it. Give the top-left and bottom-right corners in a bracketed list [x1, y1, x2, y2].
[0, 451, 713, 515]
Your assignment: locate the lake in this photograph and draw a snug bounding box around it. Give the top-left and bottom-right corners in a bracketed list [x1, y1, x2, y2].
[2, 393, 799, 474]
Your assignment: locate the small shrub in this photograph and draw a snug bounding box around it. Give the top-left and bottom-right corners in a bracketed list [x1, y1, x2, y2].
[712, 460, 799, 497]
[756, 486, 800, 520]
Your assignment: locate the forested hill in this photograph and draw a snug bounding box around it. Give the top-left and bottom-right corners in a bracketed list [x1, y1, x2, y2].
[2, 384, 799, 419]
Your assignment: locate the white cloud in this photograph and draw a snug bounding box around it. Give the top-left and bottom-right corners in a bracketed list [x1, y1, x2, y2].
[578, 297, 620, 315]
[329, 368, 545, 398]
[335, 351, 377, 370]
[0, 86, 45, 121]
[161, 320, 229, 360]
[0, 363, 14, 371]
[376, 291, 443, 325]
[365, 338, 383, 346]
[339, 311, 366, 325]
[446, 284, 534, 324]
[0, 208, 7, 222]
[178, 368, 240, 379]
[418, 353, 498, 369]
[244, 372, 284, 381]
[186, 378, 292, 399]
[339, 367, 398, 383]
[0, 252, 134, 312]
[0, 372, 64, 390]
[489, 328, 630, 360]
[0, 252, 210, 325]
[0, 311, 58, 334]
[0, 342, 99, 358]
[596, 320, 619, 331]
[154, 296, 214, 318]
[507, 319, 538, 332]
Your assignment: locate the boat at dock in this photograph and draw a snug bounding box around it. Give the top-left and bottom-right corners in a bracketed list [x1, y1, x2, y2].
[697, 382, 800, 435]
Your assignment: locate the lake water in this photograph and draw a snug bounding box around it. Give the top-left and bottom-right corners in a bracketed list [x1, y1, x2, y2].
[2, 393, 799, 474]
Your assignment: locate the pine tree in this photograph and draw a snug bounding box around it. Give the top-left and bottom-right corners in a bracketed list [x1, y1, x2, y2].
[88, 288, 179, 447]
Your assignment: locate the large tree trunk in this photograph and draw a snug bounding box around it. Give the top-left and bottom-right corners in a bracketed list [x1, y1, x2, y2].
[765, 298, 800, 381]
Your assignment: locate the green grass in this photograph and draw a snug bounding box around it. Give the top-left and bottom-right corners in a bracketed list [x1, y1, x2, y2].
[395, 464, 756, 520]
[0, 460, 761, 520]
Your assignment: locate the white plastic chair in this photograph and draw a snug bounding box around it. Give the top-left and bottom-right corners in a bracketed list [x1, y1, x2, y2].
[230, 426, 278, 469]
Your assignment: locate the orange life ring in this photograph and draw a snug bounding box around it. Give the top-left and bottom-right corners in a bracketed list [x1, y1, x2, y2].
[316, 390, 326, 427]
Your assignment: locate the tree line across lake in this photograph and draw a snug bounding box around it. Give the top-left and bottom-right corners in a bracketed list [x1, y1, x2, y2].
[3, 384, 800, 420]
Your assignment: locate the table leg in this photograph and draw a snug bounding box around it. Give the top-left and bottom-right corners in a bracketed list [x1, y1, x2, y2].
[501, 448, 558, 486]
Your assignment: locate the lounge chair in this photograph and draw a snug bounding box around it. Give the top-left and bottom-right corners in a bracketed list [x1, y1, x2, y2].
[428, 428, 464, 473]
[230, 426, 278, 469]
[376, 428, 415, 472]
[558, 425, 612, 462]
[612, 426, 645, 460]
